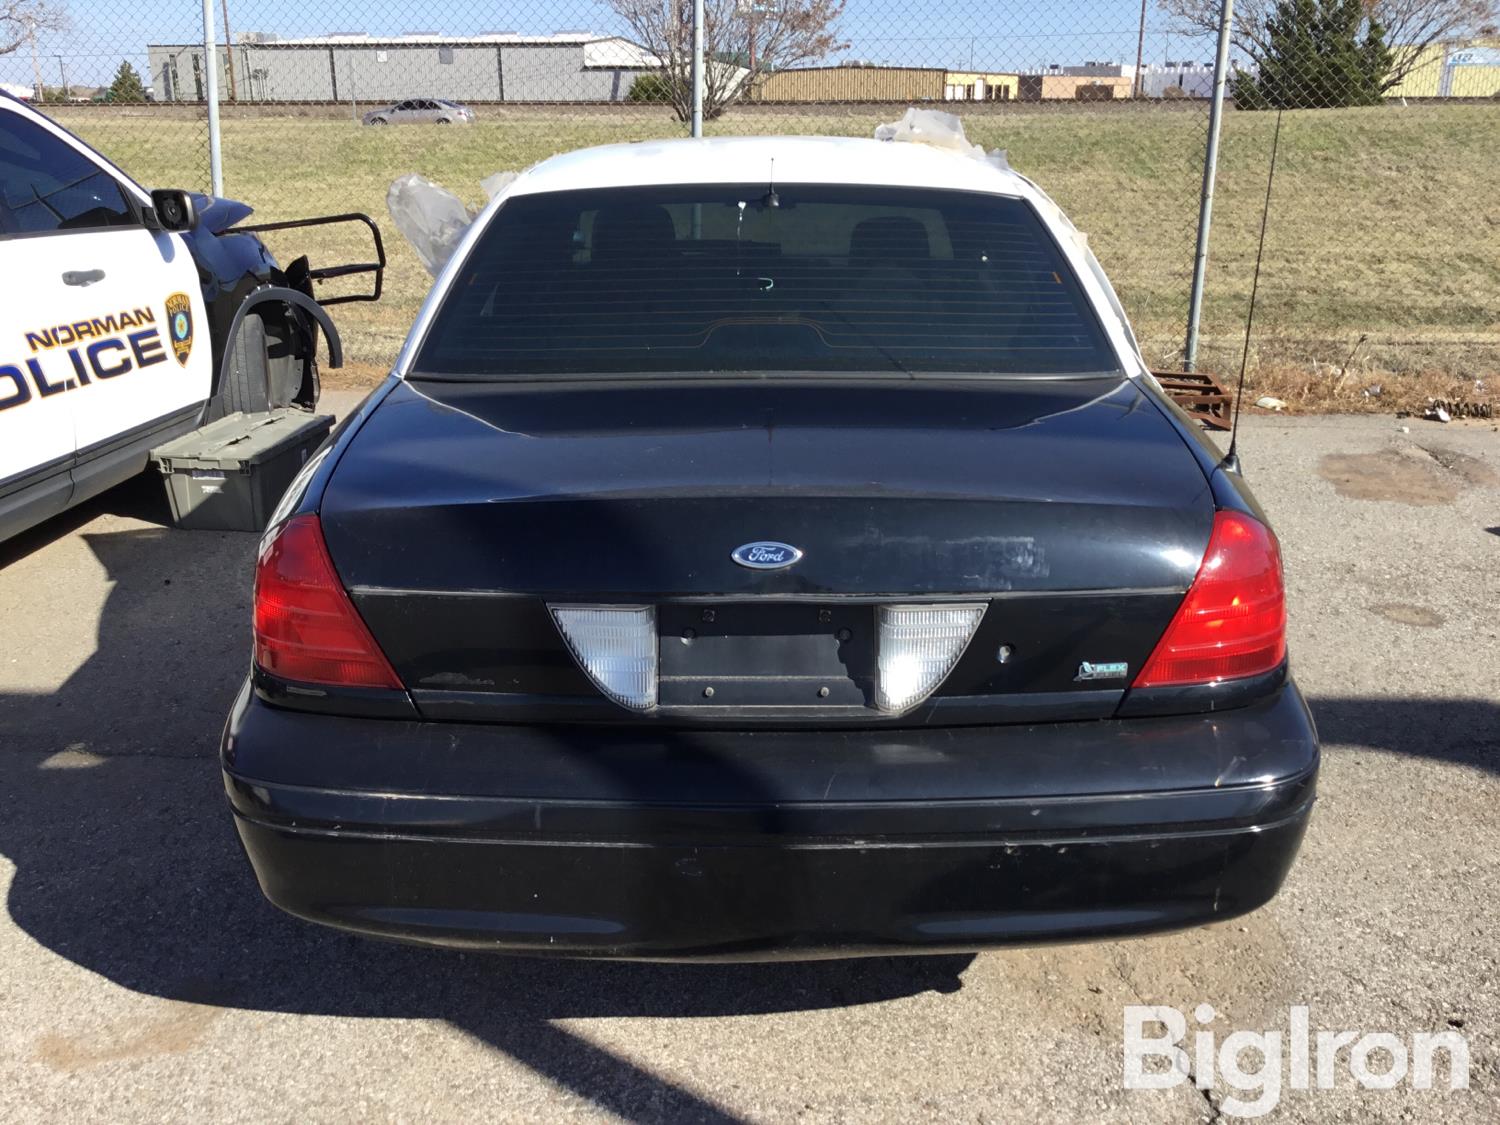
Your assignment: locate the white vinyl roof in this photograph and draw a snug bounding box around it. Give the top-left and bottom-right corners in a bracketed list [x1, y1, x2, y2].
[507, 136, 1032, 199]
[581, 38, 659, 68]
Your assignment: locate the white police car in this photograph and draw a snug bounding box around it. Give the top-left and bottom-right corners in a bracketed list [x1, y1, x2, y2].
[0, 94, 375, 544]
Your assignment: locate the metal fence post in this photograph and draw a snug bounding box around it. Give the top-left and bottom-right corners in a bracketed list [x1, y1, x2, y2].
[201, 0, 224, 194]
[690, 0, 705, 137]
[1184, 0, 1234, 372]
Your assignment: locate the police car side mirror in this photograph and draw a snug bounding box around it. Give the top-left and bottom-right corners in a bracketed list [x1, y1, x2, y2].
[150, 188, 198, 233]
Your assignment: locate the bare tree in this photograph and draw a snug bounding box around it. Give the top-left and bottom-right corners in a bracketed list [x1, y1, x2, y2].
[611, 0, 848, 122]
[1, 0, 68, 57]
[1159, 0, 1498, 90]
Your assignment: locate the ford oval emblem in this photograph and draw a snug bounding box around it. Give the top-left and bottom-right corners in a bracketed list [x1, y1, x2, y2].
[732, 541, 804, 570]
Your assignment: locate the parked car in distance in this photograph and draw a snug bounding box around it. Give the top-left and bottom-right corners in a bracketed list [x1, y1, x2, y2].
[361, 98, 474, 126]
[223, 135, 1318, 959]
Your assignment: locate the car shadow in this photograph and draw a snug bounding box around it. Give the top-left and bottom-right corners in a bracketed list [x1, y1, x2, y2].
[0, 469, 177, 570]
[0, 507, 971, 1121]
[2, 491, 1497, 1119]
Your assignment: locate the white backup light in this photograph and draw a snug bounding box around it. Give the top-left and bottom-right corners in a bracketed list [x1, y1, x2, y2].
[551, 605, 658, 711]
[876, 604, 986, 714]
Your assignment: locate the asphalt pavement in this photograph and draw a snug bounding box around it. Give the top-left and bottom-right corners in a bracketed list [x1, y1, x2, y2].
[0, 397, 1496, 1123]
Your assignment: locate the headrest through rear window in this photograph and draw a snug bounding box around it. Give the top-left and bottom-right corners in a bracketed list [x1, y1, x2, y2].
[849, 216, 930, 262]
[591, 204, 677, 259]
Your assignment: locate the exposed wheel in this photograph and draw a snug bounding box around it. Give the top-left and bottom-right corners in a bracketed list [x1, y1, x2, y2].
[368, 116, 387, 126]
[213, 299, 307, 420]
[220, 310, 272, 415]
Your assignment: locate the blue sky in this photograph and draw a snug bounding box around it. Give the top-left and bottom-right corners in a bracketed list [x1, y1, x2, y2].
[7, 0, 1222, 88]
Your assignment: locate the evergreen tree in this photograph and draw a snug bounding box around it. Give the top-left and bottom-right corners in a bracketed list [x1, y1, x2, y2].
[1235, 0, 1393, 109]
[625, 72, 673, 104]
[107, 61, 146, 103]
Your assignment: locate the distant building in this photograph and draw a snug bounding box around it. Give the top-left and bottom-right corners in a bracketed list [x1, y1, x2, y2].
[1012, 62, 1131, 101]
[1057, 62, 1137, 78]
[1386, 37, 1500, 97]
[752, 65, 948, 103]
[146, 33, 660, 104]
[752, 60, 1221, 104]
[1140, 62, 1215, 99]
[944, 72, 1020, 101]
[751, 65, 1020, 102]
[1018, 73, 1134, 101]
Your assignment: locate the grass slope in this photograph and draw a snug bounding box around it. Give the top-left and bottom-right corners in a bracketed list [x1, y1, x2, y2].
[52, 103, 1500, 394]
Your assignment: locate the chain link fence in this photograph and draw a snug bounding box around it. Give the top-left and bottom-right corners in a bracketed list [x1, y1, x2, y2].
[1177, 0, 1500, 400]
[7, 0, 1496, 392]
[2, 0, 211, 188]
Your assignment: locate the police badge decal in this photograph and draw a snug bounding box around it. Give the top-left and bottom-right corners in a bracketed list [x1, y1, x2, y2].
[165, 293, 194, 366]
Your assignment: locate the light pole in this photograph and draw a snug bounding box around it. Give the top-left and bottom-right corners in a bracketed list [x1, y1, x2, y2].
[201, 0, 223, 194]
[690, 0, 705, 137]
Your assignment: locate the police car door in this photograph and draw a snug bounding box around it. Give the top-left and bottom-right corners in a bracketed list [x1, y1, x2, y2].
[0, 102, 211, 510]
[0, 105, 80, 530]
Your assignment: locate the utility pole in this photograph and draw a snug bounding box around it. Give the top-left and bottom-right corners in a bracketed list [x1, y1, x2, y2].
[55, 54, 68, 100]
[1133, 0, 1148, 98]
[220, 0, 238, 100]
[27, 17, 45, 100]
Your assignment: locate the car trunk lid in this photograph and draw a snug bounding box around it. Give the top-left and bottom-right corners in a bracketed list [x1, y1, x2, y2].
[319, 376, 1212, 723]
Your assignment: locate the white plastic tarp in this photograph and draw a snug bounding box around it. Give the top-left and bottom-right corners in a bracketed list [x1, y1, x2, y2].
[385, 171, 520, 276]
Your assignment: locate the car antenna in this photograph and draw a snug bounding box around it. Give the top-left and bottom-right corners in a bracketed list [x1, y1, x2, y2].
[763, 158, 779, 209]
[1222, 108, 1283, 476]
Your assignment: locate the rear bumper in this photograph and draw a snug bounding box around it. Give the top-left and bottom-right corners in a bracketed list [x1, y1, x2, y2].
[222, 680, 1319, 959]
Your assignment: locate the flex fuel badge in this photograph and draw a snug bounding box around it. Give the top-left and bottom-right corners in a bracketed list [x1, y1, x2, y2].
[1075, 660, 1129, 682]
[165, 292, 194, 366]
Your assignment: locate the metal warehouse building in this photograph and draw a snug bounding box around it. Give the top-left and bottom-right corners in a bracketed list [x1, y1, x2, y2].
[147, 33, 660, 104]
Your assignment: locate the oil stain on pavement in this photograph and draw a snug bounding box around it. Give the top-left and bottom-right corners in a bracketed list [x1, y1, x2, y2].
[34, 1002, 221, 1073]
[1370, 603, 1446, 628]
[1319, 442, 1499, 506]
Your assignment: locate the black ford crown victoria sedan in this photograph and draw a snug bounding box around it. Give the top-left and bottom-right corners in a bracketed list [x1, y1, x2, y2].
[222, 136, 1318, 958]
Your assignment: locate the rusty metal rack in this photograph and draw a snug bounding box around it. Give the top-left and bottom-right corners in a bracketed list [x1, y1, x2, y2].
[1153, 370, 1233, 431]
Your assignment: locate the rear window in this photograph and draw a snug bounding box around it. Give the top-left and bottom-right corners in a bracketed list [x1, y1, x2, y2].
[413, 184, 1118, 378]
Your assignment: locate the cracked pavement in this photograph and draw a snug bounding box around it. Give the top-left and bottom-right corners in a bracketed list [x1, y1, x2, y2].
[1, 400, 1496, 1123]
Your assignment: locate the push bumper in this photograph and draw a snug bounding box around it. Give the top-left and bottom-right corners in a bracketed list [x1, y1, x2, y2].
[222, 680, 1319, 959]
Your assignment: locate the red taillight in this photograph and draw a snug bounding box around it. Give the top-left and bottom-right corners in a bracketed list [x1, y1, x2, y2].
[1132, 510, 1287, 688]
[253, 514, 402, 689]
